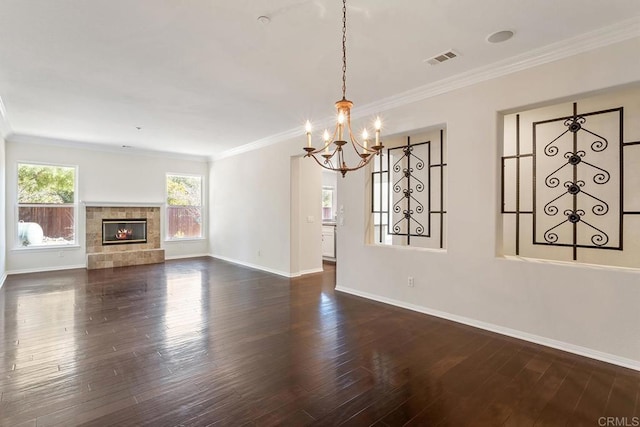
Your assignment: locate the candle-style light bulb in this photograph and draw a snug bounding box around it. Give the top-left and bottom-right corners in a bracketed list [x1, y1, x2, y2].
[323, 129, 330, 153]
[338, 112, 345, 141]
[362, 129, 369, 151]
[305, 120, 312, 147]
[374, 117, 381, 146]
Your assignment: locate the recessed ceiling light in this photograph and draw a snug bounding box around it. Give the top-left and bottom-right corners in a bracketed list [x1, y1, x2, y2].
[487, 30, 514, 44]
[135, 126, 142, 130]
[121, 145, 132, 149]
[257, 15, 270, 25]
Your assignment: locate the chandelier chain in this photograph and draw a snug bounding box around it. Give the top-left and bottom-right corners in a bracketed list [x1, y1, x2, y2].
[302, 0, 383, 177]
[341, 0, 347, 100]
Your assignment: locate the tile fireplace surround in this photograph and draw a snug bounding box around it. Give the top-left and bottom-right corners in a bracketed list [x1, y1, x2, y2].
[86, 205, 164, 270]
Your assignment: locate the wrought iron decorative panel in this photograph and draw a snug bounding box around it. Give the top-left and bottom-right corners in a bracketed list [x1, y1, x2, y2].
[502, 101, 640, 261]
[372, 130, 446, 247]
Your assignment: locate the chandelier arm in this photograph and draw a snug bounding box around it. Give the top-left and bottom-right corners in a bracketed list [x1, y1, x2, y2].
[345, 116, 379, 154]
[307, 153, 335, 170]
[307, 144, 337, 156]
[306, 146, 378, 176]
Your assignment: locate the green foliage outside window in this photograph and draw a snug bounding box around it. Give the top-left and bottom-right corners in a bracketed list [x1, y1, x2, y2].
[322, 188, 333, 208]
[167, 175, 202, 206]
[18, 164, 75, 204]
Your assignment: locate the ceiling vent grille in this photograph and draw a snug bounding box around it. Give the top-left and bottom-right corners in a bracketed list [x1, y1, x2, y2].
[424, 50, 459, 66]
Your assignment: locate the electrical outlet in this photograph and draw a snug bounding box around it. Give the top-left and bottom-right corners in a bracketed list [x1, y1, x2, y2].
[257, 249, 261, 257]
[408, 276, 414, 287]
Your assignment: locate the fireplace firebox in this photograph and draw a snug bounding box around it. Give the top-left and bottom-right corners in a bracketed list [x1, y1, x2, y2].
[102, 218, 147, 245]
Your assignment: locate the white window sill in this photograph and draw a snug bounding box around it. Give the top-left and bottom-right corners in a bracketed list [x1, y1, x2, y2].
[164, 237, 206, 243]
[12, 244, 81, 252]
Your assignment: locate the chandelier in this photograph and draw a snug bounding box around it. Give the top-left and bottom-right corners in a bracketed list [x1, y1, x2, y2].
[303, 0, 383, 177]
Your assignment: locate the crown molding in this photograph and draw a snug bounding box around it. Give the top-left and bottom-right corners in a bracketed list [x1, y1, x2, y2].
[356, 16, 640, 117]
[213, 16, 640, 162]
[0, 95, 12, 139]
[7, 133, 209, 163]
[211, 126, 301, 161]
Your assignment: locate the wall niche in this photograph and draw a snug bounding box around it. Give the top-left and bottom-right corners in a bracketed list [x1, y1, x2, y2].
[501, 85, 640, 268]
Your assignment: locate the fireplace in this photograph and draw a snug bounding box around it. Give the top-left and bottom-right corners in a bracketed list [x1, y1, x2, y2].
[102, 218, 147, 245]
[86, 205, 163, 269]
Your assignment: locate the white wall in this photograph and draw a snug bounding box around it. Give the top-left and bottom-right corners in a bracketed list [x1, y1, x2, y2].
[336, 38, 640, 368]
[296, 156, 322, 274]
[210, 142, 295, 276]
[5, 140, 209, 273]
[212, 36, 640, 368]
[0, 136, 6, 288]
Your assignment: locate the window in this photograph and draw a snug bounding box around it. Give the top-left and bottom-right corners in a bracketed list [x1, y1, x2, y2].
[166, 174, 203, 240]
[322, 187, 335, 221]
[17, 163, 77, 247]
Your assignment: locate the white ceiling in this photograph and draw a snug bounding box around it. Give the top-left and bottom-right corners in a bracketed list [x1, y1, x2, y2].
[0, 0, 639, 158]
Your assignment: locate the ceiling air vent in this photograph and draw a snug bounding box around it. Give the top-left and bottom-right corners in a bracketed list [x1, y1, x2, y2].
[424, 50, 459, 66]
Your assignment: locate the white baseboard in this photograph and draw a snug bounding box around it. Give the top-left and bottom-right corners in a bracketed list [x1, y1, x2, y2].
[0, 273, 6, 290]
[7, 264, 87, 276]
[165, 253, 210, 261]
[335, 285, 640, 372]
[290, 267, 325, 278]
[209, 254, 293, 278]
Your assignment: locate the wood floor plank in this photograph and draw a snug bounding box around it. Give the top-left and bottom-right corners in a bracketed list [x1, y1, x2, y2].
[0, 258, 637, 426]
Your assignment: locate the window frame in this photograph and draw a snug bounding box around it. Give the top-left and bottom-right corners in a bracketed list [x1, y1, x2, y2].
[322, 186, 336, 222]
[165, 173, 205, 241]
[15, 161, 79, 249]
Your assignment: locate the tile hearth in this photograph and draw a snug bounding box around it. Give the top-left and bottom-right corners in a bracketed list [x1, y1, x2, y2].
[86, 206, 164, 269]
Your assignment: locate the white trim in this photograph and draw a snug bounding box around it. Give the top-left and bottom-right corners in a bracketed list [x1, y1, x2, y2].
[7, 264, 86, 275]
[209, 254, 293, 278]
[500, 255, 640, 273]
[356, 16, 640, 118]
[0, 94, 11, 138]
[212, 127, 303, 161]
[164, 237, 207, 243]
[11, 244, 81, 252]
[83, 201, 164, 208]
[335, 285, 640, 372]
[212, 17, 640, 161]
[165, 253, 210, 260]
[293, 267, 325, 277]
[0, 273, 7, 290]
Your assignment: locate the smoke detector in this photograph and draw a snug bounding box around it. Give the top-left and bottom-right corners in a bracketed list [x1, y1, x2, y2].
[424, 49, 459, 66]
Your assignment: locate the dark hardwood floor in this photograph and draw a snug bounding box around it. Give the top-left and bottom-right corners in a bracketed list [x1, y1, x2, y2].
[0, 258, 638, 426]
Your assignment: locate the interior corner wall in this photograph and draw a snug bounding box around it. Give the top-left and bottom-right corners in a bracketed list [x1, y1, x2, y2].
[212, 36, 640, 367]
[0, 136, 6, 288]
[5, 140, 209, 273]
[211, 142, 294, 276]
[296, 156, 322, 274]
